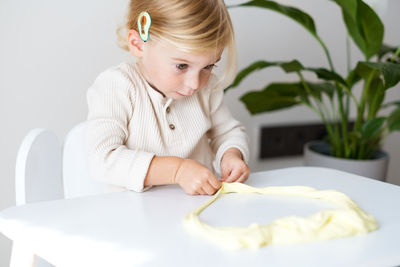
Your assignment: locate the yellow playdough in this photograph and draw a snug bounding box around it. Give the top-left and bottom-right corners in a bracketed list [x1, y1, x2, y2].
[184, 182, 378, 249]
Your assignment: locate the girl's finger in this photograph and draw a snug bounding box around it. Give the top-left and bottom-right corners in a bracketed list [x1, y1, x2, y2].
[237, 173, 248, 183]
[221, 166, 231, 180]
[208, 175, 222, 190]
[203, 182, 218, 195]
[224, 168, 241, 183]
[197, 187, 207, 195]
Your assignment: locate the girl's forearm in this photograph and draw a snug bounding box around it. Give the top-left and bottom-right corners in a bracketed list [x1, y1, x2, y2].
[144, 156, 184, 186]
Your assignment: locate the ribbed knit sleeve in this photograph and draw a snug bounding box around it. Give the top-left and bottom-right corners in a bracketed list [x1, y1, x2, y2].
[207, 87, 250, 175]
[86, 68, 154, 192]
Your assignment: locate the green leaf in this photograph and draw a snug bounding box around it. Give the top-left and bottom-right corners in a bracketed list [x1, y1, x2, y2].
[226, 59, 346, 92]
[333, 0, 365, 52]
[358, 0, 384, 59]
[306, 82, 336, 100]
[378, 43, 399, 61]
[354, 61, 379, 80]
[356, 62, 400, 89]
[366, 77, 384, 119]
[307, 67, 347, 85]
[240, 83, 303, 114]
[346, 69, 362, 88]
[331, 0, 384, 60]
[280, 60, 304, 72]
[387, 106, 400, 132]
[239, 81, 335, 114]
[382, 101, 400, 109]
[360, 117, 385, 140]
[226, 60, 275, 90]
[227, 60, 305, 91]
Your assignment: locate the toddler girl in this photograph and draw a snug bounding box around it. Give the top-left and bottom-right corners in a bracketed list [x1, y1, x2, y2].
[86, 0, 250, 195]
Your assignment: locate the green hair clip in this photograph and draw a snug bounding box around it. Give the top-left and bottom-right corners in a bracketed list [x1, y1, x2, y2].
[137, 11, 151, 42]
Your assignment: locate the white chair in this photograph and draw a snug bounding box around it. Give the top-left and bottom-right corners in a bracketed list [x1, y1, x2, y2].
[12, 121, 106, 267]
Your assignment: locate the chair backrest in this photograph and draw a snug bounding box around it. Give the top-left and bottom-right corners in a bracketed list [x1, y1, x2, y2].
[15, 122, 105, 205]
[15, 129, 64, 205]
[62, 121, 105, 198]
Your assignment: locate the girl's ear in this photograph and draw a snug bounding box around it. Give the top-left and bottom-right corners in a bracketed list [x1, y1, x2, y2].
[127, 29, 145, 57]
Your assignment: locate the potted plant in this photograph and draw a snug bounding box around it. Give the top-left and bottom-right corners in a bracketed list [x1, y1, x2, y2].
[226, 0, 400, 180]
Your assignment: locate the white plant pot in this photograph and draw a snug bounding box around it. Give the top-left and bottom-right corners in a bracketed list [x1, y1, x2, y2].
[304, 140, 389, 181]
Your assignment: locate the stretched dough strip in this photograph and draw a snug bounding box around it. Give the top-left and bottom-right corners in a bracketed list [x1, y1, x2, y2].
[184, 182, 378, 249]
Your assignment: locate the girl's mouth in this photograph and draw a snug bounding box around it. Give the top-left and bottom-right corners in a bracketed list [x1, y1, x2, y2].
[176, 92, 189, 97]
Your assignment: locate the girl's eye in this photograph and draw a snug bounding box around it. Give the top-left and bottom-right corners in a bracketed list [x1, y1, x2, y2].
[204, 64, 216, 70]
[176, 64, 188, 70]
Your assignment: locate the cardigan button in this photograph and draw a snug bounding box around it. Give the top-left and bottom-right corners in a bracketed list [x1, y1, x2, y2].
[169, 124, 175, 130]
[166, 107, 171, 113]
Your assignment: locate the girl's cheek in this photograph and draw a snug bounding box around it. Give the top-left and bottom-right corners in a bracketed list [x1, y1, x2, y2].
[200, 72, 212, 87]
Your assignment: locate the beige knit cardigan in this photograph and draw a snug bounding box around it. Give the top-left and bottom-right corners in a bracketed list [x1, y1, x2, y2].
[86, 62, 249, 192]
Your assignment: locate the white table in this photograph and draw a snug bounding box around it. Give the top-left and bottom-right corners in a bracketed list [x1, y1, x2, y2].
[1, 167, 400, 267]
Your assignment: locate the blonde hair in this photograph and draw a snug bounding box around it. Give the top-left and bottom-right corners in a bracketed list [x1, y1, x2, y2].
[116, 0, 237, 90]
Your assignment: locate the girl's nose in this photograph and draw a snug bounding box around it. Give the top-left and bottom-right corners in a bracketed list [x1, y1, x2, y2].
[185, 72, 201, 92]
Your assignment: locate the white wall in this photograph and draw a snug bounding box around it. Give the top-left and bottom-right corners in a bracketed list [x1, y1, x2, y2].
[0, 0, 399, 265]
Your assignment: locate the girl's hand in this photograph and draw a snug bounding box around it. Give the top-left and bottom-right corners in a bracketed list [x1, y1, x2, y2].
[220, 148, 250, 183]
[175, 159, 221, 195]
